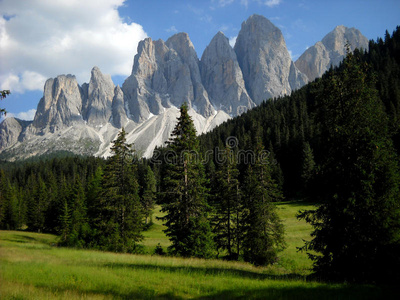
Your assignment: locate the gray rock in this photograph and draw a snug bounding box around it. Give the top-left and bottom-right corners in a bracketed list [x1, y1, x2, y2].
[201, 31, 255, 115]
[111, 85, 128, 128]
[0, 117, 26, 150]
[295, 25, 369, 81]
[82, 66, 115, 126]
[31, 75, 84, 133]
[234, 14, 301, 104]
[122, 33, 214, 122]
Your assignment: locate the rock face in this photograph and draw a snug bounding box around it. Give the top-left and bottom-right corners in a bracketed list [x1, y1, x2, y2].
[201, 31, 255, 115]
[0, 118, 30, 150]
[111, 86, 128, 128]
[295, 25, 369, 81]
[0, 15, 369, 161]
[122, 33, 214, 123]
[82, 66, 115, 127]
[234, 14, 306, 104]
[31, 75, 84, 133]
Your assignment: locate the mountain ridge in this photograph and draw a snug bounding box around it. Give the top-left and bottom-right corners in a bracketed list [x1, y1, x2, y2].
[0, 15, 369, 161]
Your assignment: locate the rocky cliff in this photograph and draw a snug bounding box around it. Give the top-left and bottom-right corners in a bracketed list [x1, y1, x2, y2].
[0, 15, 368, 161]
[234, 14, 307, 104]
[295, 25, 369, 81]
[201, 31, 255, 115]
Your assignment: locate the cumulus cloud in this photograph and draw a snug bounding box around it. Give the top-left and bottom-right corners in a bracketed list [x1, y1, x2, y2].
[5, 109, 37, 121]
[229, 36, 237, 48]
[263, 0, 282, 7]
[166, 26, 178, 33]
[0, 0, 147, 94]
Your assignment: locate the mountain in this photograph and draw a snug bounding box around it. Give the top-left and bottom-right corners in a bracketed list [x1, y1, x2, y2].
[0, 15, 368, 161]
[295, 25, 369, 81]
[234, 14, 308, 104]
[200, 31, 255, 115]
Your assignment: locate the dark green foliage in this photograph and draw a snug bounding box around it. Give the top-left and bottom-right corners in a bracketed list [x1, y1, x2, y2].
[298, 50, 400, 283]
[1, 90, 10, 116]
[92, 128, 143, 253]
[212, 146, 242, 259]
[242, 140, 286, 265]
[301, 142, 316, 195]
[140, 165, 156, 225]
[160, 103, 215, 258]
[0, 170, 19, 230]
[153, 243, 166, 256]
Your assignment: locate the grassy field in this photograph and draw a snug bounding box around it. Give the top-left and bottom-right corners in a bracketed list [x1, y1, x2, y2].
[0, 201, 397, 299]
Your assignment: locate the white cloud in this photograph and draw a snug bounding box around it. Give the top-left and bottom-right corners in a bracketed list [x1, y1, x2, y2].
[0, 0, 147, 94]
[218, 0, 235, 7]
[5, 109, 37, 121]
[229, 36, 237, 48]
[166, 26, 178, 33]
[240, 0, 249, 8]
[263, 0, 282, 7]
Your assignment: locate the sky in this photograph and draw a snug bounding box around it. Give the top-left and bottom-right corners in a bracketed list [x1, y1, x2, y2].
[1, 0, 399, 121]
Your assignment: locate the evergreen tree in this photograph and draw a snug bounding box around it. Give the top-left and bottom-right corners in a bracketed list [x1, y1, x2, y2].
[212, 146, 241, 259]
[242, 140, 285, 265]
[63, 176, 89, 247]
[160, 103, 215, 258]
[301, 141, 316, 194]
[94, 128, 143, 252]
[141, 165, 156, 225]
[0, 173, 18, 230]
[298, 50, 400, 283]
[27, 176, 48, 233]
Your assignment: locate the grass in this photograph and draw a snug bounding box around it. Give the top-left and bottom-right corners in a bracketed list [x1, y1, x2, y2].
[0, 201, 397, 299]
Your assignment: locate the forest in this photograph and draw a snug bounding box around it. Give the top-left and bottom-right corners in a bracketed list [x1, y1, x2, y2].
[1, 27, 400, 284]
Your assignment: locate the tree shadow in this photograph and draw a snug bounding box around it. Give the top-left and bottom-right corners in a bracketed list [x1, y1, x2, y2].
[102, 261, 307, 281]
[195, 285, 399, 300]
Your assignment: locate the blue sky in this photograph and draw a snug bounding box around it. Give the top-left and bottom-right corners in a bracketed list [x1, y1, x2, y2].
[1, 0, 399, 121]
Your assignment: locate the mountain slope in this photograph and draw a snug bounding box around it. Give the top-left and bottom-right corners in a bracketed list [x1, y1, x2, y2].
[295, 25, 369, 81]
[0, 15, 368, 161]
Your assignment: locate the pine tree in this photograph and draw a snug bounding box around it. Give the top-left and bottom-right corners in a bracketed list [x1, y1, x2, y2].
[27, 176, 48, 233]
[212, 146, 241, 259]
[141, 165, 156, 225]
[242, 139, 285, 265]
[298, 50, 400, 283]
[301, 141, 316, 194]
[67, 176, 89, 247]
[160, 103, 215, 258]
[94, 128, 143, 253]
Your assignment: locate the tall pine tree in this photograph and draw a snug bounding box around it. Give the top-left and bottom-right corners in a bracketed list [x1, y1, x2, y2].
[298, 50, 400, 283]
[94, 128, 143, 253]
[212, 145, 242, 259]
[242, 139, 285, 265]
[160, 103, 215, 258]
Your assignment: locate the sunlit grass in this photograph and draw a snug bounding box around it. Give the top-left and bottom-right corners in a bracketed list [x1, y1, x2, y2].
[0, 201, 396, 299]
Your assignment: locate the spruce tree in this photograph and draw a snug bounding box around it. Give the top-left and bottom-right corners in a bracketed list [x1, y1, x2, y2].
[160, 103, 215, 258]
[242, 139, 285, 265]
[141, 165, 156, 225]
[298, 50, 400, 283]
[94, 128, 143, 252]
[212, 145, 241, 259]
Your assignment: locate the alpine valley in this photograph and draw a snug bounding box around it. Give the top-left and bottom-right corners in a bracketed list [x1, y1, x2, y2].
[0, 14, 368, 160]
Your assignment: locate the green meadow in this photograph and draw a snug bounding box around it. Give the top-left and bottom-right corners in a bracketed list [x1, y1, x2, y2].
[0, 201, 397, 299]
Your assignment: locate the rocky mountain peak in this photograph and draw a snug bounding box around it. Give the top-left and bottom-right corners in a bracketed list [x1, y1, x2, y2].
[234, 14, 300, 104]
[82, 66, 115, 126]
[295, 25, 369, 81]
[201, 31, 255, 115]
[31, 74, 84, 133]
[166, 32, 197, 62]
